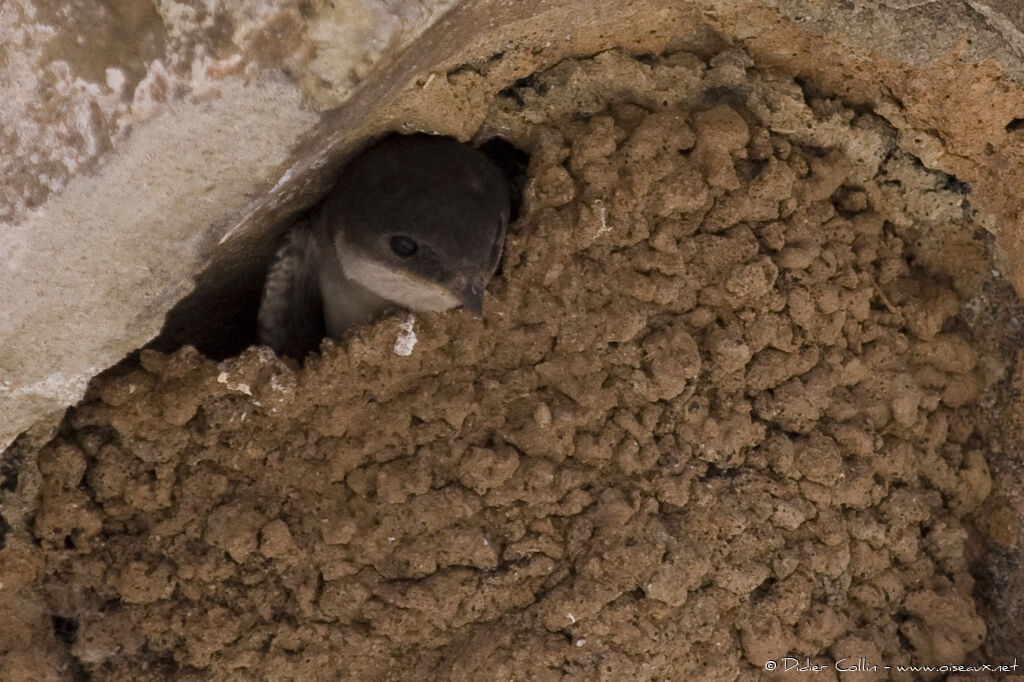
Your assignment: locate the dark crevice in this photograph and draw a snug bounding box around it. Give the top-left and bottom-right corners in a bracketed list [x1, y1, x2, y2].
[749, 576, 776, 602]
[497, 73, 546, 106]
[1, 436, 24, 492]
[1005, 117, 1024, 133]
[51, 615, 79, 646]
[150, 266, 264, 360]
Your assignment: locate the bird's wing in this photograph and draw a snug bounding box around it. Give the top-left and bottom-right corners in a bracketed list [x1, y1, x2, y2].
[258, 218, 326, 359]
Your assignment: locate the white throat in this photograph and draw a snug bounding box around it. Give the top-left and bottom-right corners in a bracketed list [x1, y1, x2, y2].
[331, 229, 459, 313]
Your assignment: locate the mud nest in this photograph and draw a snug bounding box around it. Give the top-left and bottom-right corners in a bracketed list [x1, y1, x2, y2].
[2, 49, 1023, 680]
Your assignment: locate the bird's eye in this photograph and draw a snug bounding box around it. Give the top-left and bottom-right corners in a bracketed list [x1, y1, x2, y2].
[390, 235, 418, 257]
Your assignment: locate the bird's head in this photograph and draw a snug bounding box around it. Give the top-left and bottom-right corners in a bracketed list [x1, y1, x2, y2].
[324, 134, 512, 316]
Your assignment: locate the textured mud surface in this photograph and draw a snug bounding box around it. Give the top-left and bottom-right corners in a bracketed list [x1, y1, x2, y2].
[2, 50, 1023, 680]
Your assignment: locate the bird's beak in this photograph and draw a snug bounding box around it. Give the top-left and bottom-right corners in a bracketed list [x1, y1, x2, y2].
[456, 280, 485, 317]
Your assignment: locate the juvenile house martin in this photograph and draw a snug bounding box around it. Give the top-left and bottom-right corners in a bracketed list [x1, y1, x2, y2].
[259, 133, 520, 358]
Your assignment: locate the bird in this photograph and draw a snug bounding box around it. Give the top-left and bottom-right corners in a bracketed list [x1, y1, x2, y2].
[258, 133, 521, 359]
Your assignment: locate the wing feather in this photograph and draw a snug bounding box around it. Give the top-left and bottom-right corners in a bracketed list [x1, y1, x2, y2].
[258, 219, 325, 358]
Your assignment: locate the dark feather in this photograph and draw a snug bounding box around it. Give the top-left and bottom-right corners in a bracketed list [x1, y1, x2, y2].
[258, 219, 326, 359]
